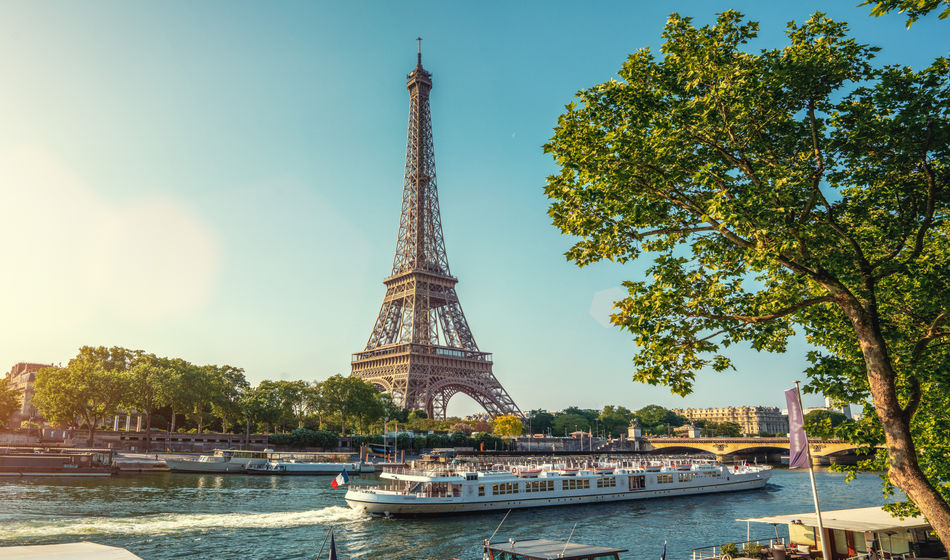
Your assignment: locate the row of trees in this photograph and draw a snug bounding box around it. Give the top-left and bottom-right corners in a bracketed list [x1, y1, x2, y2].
[26, 347, 539, 449]
[29, 346, 402, 448]
[525, 405, 750, 438]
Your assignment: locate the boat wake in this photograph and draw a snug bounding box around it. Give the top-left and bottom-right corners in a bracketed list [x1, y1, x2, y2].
[0, 506, 363, 539]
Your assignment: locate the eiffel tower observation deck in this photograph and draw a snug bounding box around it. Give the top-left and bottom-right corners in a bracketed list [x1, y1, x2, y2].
[351, 41, 522, 420]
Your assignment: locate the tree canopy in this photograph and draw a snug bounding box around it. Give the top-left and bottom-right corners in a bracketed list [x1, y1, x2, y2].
[0, 377, 22, 429]
[545, 11, 950, 546]
[861, 0, 950, 27]
[493, 414, 524, 437]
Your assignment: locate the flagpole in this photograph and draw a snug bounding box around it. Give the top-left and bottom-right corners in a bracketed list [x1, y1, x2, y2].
[796, 381, 830, 560]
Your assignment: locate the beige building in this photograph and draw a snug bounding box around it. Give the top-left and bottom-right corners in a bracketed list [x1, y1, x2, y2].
[5, 362, 51, 426]
[672, 406, 788, 436]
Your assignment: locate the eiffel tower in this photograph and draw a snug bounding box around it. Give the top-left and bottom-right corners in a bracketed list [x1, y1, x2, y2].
[351, 42, 522, 420]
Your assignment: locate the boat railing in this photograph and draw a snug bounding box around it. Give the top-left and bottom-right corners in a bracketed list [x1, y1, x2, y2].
[384, 465, 482, 477]
[690, 537, 786, 560]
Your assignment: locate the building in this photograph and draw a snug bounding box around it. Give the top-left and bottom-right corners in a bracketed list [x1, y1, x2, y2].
[5, 362, 51, 426]
[672, 406, 788, 436]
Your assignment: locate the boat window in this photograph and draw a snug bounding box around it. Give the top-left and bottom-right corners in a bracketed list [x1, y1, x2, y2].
[597, 476, 617, 488]
[563, 479, 591, 490]
[679, 473, 694, 482]
[629, 475, 646, 490]
[657, 474, 674, 484]
[478, 485, 485, 496]
[492, 482, 519, 495]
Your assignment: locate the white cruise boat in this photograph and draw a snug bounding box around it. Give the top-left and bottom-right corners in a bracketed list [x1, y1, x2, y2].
[344, 459, 772, 516]
[164, 449, 271, 473]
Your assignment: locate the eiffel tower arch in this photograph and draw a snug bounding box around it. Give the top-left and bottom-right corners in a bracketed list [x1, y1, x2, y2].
[351, 42, 522, 420]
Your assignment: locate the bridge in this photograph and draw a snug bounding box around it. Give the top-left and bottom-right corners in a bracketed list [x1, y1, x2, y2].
[641, 437, 861, 464]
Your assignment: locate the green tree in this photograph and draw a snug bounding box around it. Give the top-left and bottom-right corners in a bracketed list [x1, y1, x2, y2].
[124, 352, 169, 451]
[33, 347, 131, 446]
[319, 375, 380, 435]
[493, 414, 524, 437]
[705, 421, 743, 437]
[599, 405, 635, 437]
[545, 11, 950, 544]
[551, 413, 590, 436]
[861, 0, 950, 27]
[160, 358, 196, 433]
[527, 409, 554, 435]
[634, 405, 684, 435]
[0, 377, 22, 429]
[242, 383, 284, 433]
[208, 365, 249, 433]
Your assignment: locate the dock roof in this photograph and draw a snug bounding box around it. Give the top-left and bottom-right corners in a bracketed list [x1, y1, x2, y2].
[738, 506, 930, 533]
[487, 538, 627, 560]
[0, 542, 144, 560]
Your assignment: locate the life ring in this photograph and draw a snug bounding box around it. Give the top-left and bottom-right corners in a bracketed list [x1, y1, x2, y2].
[722, 555, 733, 560]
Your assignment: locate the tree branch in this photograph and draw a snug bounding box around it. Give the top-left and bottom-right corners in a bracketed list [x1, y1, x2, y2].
[687, 295, 835, 324]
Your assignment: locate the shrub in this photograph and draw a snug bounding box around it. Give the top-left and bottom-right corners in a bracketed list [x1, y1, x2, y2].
[742, 542, 762, 558]
[720, 542, 739, 558]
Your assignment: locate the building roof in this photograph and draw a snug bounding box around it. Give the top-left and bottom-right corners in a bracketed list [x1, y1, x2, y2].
[487, 538, 627, 559]
[0, 542, 143, 559]
[738, 506, 930, 533]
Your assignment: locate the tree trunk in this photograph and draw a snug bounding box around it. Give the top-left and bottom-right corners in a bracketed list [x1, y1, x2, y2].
[170, 410, 177, 433]
[85, 415, 97, 447]
[846, 303, 950, 552]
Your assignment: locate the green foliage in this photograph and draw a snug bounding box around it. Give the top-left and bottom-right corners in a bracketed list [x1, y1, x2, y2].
[721, 542, 739, 557]
[0, 376, 21, 429]
[598, 405, 635, 437]
[526, 409, 554, 435]
[545, 9, 950, 536]
[551, 413, 590, 436]
[33, 347, 132, 444]
[633, 405, 687, 435]
[268, 428, 339, 450]
[742, 542, 763, 557]
[861, 0, 950, 26]
[704, 421, 743, 437]
[319, 375, 383, 435]
[803, 409, 851, 438]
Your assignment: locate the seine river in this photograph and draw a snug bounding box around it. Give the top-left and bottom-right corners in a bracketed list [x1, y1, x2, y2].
[0, 469, 889, 559]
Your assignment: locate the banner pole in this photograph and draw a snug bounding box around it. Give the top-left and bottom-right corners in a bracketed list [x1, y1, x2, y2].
[796, 380, 830, 560]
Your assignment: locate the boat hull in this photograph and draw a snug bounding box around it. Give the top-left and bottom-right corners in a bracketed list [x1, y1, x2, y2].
[0, 469, 113, 477]
[164, 459, 255, 473]
[346, 471, 771, 516]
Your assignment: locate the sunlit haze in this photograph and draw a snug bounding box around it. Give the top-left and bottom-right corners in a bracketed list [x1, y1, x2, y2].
[2, 1, 947, 416]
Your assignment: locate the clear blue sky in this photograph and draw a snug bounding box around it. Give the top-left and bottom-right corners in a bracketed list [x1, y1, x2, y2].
[1, 1, 947, 416]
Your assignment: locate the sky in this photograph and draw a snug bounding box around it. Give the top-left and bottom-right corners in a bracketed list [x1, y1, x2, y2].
[1, 1, 947, 417]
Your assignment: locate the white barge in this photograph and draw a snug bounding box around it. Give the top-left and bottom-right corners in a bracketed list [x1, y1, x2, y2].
[345, 459, 772, 516]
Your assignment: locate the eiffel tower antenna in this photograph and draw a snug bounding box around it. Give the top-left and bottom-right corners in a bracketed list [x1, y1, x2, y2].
[351, 43, 522, 420]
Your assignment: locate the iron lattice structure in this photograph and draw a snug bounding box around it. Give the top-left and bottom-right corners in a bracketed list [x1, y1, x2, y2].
[351, 46, 522, 420]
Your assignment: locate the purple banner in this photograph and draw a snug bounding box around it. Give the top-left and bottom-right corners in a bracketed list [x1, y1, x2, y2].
[785, 388, 809, 468]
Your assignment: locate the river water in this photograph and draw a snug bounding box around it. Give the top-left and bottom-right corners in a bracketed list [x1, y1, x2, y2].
[0, 469, 890, 559]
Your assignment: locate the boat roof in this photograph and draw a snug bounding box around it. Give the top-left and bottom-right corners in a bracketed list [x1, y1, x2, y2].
[0, 542, 144, 559]
[738, 506, 930, 533]
[487, 538, 627, 559]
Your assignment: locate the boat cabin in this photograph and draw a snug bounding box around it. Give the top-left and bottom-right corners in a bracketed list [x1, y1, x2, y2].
[738, 506, 945, 559]
[484, 538, 627, 560]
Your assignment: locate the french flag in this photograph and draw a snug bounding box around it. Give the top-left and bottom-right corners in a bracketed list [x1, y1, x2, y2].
[331, 471, 349, 489]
